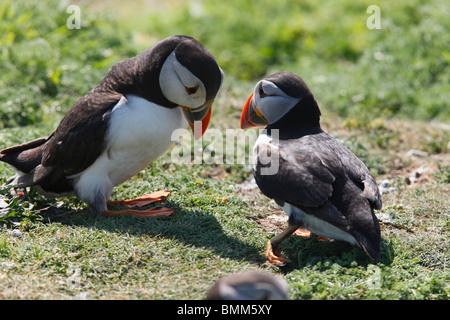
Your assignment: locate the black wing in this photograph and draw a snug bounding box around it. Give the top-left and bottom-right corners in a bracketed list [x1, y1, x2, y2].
[254, 131, 382, 260]
[41, 54, 144, 176]
[3, 55, 143, 192]
[253, 131, 381, 212]
[42, 90, 123, 176]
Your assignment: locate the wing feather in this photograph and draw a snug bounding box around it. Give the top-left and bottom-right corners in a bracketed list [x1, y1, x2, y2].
[253, 133, 335, 207]
[253, 132, 381, 210]
[42, 91, 123, 176]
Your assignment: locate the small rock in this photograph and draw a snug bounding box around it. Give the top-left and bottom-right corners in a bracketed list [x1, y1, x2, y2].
[378, 179, 397, 195]
[414, 165, 427, 177]
[239, 179, 258, 190]
[0, 199, 8, 208]
[380, 179, 391, 188]
[0, 207, 10, 219]
[407, 165, 428, 184]
[405, 149, 429, 158]
[377, 213, 394, 224]
[75, 292, 89, 300]
[9, 229, 23, 238]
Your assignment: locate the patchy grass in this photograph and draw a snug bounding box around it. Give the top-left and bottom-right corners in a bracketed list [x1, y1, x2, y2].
[1, 104, 448, 300]
[239, 117, 449, 300]
[137, 0, 450, 120]
[0, 0, 449, 300]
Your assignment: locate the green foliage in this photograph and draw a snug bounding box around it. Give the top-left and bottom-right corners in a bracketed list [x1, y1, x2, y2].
[142, 0, 449, 120]
[287, 261, 449, 299]
[1, 0, 448, 128]
[320, 0, 450, 121]
[143, 0, 371, 80]
[339, 135, 386, 177]
[434, 165, 450, 184]
[0, 0, 135, 128]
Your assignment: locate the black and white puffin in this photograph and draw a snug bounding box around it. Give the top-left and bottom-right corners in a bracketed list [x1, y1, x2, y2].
[0, 35, 223, 217]
[240, 72, 382, 265]
[206, 271, 289, 300]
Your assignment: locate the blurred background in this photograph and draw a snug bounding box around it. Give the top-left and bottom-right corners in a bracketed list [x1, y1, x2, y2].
[0, 0, 449, 130]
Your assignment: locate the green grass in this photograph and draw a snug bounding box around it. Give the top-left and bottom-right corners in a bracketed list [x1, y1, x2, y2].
[0, 0, 449, 299]
[140, 0, 450, 121]
[0, 0, 134, 129]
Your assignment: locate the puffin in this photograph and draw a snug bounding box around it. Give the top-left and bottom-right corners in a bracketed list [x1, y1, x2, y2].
[206, 271, 289, 300]
[0, 35, 223, 217]
[240, 72, 382, 265]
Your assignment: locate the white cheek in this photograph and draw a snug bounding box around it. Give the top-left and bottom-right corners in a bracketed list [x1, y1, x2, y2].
[159, 52, 206, 108]
[257, 95, 300, 124]
[159, 57, 188, 106]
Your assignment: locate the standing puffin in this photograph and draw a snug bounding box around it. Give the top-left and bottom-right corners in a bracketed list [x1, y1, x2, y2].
[0, 35, 223, 217]
[240, 72, 382, 265]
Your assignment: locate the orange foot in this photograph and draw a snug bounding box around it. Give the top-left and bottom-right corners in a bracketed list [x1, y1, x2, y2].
[266, 240, 291, 267]
[105, 190, 176, 218]
[293, 229, 333, 242]
[293, 228, 311, 238]
[317, 236, 333, 242]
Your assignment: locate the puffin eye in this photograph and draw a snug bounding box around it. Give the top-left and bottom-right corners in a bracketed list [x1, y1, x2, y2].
[258, 86, 266, 97]
[186, 85, 199, 95]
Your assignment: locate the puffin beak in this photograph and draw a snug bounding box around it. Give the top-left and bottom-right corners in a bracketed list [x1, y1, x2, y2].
[182, 99, 213, 140]
[240, 93, 268, 129]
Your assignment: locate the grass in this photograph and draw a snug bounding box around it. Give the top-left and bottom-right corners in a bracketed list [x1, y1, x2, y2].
[0, 0, 449, 299]
[0, 164, 271, 299]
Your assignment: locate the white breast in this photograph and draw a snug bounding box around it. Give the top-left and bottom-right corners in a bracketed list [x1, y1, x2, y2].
[253, 131, 280, 176]
[282, 203, 358, 245]
[253, 132, 272, 170]
[72, 94, 187, 205]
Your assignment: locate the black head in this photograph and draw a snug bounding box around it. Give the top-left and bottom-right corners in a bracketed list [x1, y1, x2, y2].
[265, 71, 312, 99]
[102, 36, 223, 139]
[101, 35, 223, 109]
[136, 35, 223, 108]
[174, 37, 223, 102]
[241, 71, 321, 133]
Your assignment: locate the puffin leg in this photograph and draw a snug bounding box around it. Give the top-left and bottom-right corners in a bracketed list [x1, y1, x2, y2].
[317, 236, 333, 242]
[107, 190, 171, 207]
[103, 207, 176, 217]
[293, 228, 311, 238]
[104, 190, 176, 218]
[266, 224, 301, 266]
[293, 227, 333, 242]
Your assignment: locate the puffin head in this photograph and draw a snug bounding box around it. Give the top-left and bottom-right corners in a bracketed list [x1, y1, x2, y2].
[206, 271, 289, 300]
[156, 36, 224, 139]
[240, 71, 320, 130]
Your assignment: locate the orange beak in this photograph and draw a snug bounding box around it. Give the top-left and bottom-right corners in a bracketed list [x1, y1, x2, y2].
[240, 93, 268, 129]
[182, 101, 213, 140]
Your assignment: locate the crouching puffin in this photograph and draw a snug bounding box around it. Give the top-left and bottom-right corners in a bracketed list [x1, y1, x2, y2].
[0, 35, 223, 217]
[240, 72, 382, 265]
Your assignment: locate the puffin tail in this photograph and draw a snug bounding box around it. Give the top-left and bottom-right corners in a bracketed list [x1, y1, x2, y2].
[355, 206, 382, 262]
[0, 137, 50, 187]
